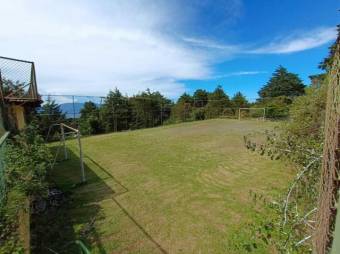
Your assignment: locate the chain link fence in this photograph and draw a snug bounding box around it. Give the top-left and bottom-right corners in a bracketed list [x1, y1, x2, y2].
[0, 56, 39, 102]
[36, 94, 274, 140]
[315, 33, 340, 253]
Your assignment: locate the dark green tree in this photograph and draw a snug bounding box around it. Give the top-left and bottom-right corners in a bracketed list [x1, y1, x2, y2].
[205, 85, 231, 118]
[170, 93, 194, 122]
[129, 89, 171, 129]
[193, 89, 209, 107]
[231, 92, 249, 108]
[38, 97, 65, 137]
[177, 93, 194, 104]
[79, 101, 102, 135]
[100, 88, 129, 132]
[258, 66, 305, 99]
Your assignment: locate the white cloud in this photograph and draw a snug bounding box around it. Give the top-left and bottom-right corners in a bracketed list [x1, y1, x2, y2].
[208, 71, 267, 80]
[183, 37, 238, 51]
[0, 0, 213, 98]
[0, 0, 336, 99]
[250, 27, 337, 54]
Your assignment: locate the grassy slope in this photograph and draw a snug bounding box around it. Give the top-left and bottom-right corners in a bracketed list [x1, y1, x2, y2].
[41, 119, 294, 253]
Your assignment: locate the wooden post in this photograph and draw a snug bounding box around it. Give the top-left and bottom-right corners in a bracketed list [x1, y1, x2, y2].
[238, 108, 241, 120]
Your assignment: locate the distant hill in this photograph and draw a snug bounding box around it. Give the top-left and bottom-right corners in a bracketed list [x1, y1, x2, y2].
[59, 103, 85, 118]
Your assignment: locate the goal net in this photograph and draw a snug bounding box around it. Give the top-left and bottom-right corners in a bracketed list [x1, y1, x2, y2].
[238, 108, 266, 121]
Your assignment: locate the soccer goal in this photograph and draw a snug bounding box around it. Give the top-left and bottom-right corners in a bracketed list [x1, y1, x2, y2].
[238, 108, 266, 121]
[46, 123, 86, 183]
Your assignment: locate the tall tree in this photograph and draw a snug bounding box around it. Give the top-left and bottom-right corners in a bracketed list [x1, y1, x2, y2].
[193, 89, 209, 107]
[79, 101, 102, 135]
[205, 85, 231, 118]
[177, 93, 194, 104]
[100, 88, 129, 132]
[258, 66, 305, 99]
[129, 89, 171, 129]
[38, 98, 65, 137]
[231, 92, 249, 108]
[171, 92, 194, 122]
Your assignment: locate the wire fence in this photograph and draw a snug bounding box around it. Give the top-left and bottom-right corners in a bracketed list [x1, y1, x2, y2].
[36, 94, 274, 138]
[315, 33, 340, 254]
[0, 131, 9, 207]
[0, 56, 39, 102]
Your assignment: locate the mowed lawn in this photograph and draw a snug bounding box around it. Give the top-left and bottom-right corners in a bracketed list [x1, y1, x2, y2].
[44, 119, 294, 254]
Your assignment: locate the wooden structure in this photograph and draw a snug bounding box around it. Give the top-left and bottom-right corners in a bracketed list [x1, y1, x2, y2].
[0, 56, 42, 131]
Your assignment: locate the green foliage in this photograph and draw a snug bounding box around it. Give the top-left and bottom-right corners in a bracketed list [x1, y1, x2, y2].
[231, 91, 249, 108]
[257, 96, 291, 119]
[1, 125, 51, 253]
[193, 89, 209, 107]
[98, 88, 172, 132]
[129, 89, 171, 129]
[38, 97, 66, 136]
[5, 126, 52, 196]
[258, 66, 305, 99]
[79, 101, 102, 135]
[205, 85, 231, 119]
[319, 25, 339, 71]
[244, 75, 328, 252]
[1, 78, 26, 98]
[100, 88, 129, 132]
[170, 100, 193, 122]
[0, 190, 25, 254]
[170, 86, 238, 122]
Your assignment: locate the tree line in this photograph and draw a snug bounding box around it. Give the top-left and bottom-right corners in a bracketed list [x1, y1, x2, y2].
[36, 65, 306, 136]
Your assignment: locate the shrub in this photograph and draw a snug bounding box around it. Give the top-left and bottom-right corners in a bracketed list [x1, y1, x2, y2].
[5, 125, 52, 196]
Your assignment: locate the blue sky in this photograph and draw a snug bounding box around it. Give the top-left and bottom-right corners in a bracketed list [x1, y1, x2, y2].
[0, 0, 338, 101]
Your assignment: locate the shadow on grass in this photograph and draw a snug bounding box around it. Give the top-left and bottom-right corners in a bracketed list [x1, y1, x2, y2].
[31, 145, 168, 254]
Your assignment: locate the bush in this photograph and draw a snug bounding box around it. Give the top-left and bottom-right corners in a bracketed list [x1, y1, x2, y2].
[244, 78, 327, 252]
[1, 124, 52, 253]
[5, 125, 52, 196]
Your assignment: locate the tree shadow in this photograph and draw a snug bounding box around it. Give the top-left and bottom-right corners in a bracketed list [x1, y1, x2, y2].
[31, 147, 168, 254]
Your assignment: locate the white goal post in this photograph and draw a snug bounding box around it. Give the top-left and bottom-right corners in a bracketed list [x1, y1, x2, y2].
[47, 123, 86, 183]
[238, 108, 266, 121]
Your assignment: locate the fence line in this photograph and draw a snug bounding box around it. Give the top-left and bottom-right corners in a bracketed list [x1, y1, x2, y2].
[315, 32, 340, 253]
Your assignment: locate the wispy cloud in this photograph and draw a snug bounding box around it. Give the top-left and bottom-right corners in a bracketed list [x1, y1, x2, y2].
[250, 27, 337, 54]
[183, 37, 238, 51]
[208, 71, 267, 80]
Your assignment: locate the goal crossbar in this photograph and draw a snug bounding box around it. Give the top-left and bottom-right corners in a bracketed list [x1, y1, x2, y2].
[238, 107, 266, 121]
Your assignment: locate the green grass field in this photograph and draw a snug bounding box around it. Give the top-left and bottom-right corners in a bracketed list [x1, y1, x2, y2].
[34, 119, 294, 253]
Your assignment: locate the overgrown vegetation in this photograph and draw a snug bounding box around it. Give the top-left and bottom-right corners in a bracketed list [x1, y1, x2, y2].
[0, 125, 51, 253]
[243, 78, 327, 252]
[241, 32, 336, 252]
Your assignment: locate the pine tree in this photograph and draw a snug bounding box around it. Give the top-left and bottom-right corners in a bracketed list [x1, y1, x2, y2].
[231, 92, 249, 108]
[258, 66, 305, 99]
[205, 85, 231, 119]
[100, 88, 129, 132]
[193, 89, 209, 107]
[38, 98, 65, 136]
[79, 101, 102, 135]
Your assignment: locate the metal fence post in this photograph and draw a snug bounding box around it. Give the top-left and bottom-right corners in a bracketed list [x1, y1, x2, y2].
[77, 132, 86, 183]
